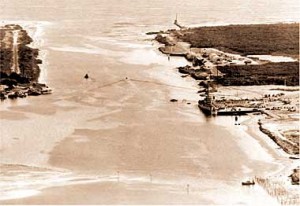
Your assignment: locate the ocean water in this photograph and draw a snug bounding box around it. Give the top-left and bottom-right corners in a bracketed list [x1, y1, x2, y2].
[0, 0, 299, 204]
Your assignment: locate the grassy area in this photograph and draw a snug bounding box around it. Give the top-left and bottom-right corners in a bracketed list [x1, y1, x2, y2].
[177, 23, 299, 57]
[217, 62, 299, 86]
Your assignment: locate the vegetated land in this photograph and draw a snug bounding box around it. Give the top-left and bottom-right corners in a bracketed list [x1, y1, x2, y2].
[177, 23, 299, 57]
[0, 29, 14, 73]
[0, 24, 50, 100]
[168, 23, 299, 86]
[217, 62, 299, 86]
[0, 24, 41, 85]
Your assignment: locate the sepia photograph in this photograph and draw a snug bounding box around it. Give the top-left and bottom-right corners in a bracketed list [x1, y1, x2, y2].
[0, 0, 299, 205]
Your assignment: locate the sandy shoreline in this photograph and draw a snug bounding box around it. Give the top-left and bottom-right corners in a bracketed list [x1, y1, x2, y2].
[0, 21, 297, 205]
[152, 21, 299, 204]
[0, 64, 284, 205]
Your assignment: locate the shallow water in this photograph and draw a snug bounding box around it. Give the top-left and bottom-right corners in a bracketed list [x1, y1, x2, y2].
[247, 55, 298, 62]
[0, 0, 299, 204]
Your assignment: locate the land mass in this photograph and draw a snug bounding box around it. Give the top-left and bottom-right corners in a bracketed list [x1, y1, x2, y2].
[153, 22, 299, 204]
[0, 24, 51, 100]
[155, 23, 299, 86]
[176, 23, 299, 57]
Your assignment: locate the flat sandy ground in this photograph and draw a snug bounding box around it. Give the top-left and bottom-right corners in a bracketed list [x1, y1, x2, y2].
[0, 61, 283, 205]
[0, 22, 288, 205]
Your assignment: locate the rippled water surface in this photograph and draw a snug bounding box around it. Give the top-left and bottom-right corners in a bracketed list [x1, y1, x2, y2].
[0, 0, 299, 204]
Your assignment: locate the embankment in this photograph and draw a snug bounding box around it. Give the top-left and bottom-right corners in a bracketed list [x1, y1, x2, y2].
[258, 121, 299, 155]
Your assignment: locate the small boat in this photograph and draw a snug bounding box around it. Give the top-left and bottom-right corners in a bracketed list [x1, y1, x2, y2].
[241, 180, 255, 186]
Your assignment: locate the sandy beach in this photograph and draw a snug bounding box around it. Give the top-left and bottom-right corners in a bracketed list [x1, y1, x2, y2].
[0, 67, 282, 205]
[152, 21, 299, 204]
[0, 42, 283, 204]
[1, 0, 300, 205]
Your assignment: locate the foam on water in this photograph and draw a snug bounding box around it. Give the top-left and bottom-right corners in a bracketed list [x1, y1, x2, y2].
[119, 49, 189, 66]
[189, 20, 299, 28]
[247, 55, 297, 62]
[0, 164, 112, 200]
[1, 190, 40, 201]
[49, 46, 120, 56]
[1, 164, 217, 201]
